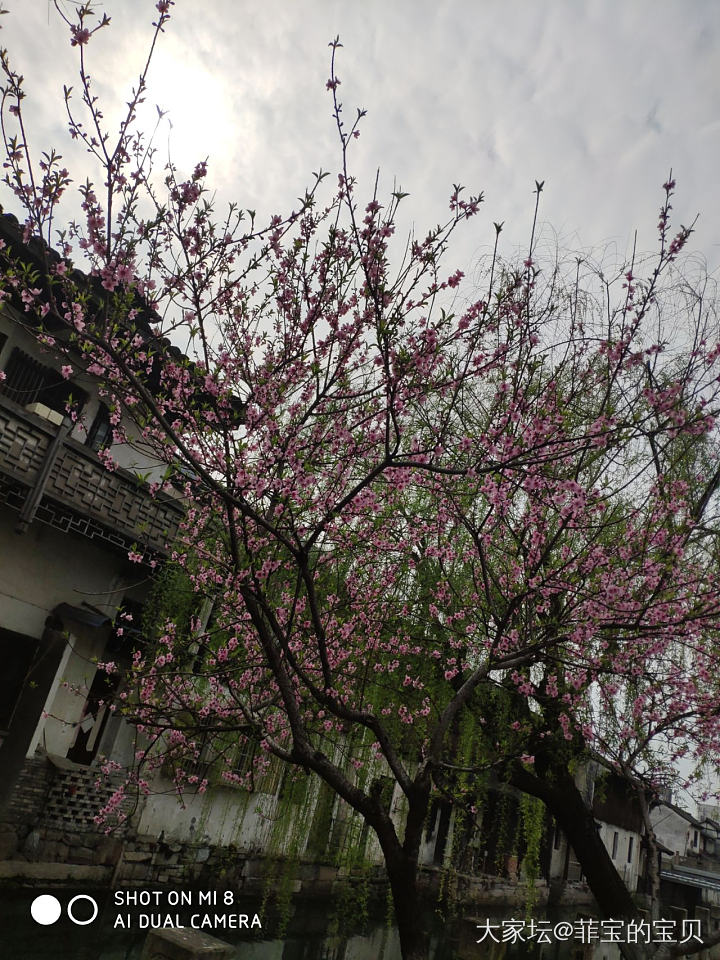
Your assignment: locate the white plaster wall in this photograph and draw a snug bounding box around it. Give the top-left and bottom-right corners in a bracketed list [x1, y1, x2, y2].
[97, 711, 139, 769]
[549, 822, 641, 889]
[34, 624, 108, 757]
[548, 829, 568, 880]
[137, 781, 279, 849]
[136, 773, 388, 868]
[698, 803, 720, 822]
[651, 806, 696, 859]
[418, 829, 436, 866]
[417, 801, 454, 869]
[0, 511, 127, 638]
[0, 516, 121, 636]
[0, 510, 146, 762]
[598, 822, 640, 891]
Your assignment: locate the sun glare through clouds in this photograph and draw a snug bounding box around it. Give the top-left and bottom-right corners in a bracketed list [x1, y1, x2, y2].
[142, 43, 237, 180]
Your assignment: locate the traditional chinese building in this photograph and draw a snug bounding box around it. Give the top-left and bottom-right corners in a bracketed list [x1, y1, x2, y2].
[0, 211, 184, 860]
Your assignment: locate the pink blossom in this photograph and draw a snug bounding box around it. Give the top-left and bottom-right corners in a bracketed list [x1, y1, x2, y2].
[70, 26, 90, 46]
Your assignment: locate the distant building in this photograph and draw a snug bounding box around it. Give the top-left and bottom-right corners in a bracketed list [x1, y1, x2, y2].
[548, 768, 645, 892]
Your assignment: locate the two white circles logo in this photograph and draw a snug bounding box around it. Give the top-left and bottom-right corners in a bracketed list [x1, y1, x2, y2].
[31, 894, 98, 926]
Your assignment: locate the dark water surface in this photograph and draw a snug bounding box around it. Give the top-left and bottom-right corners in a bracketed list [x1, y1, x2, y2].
[2, 888, 418, 960]
[0, 887, 604, 959]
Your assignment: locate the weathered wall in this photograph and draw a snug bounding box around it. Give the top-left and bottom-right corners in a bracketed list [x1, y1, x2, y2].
[596, 821, 641, 892]
[0, 510, 126, 640]
[652, 806, 698, 860]
[1, 756, 55, 832]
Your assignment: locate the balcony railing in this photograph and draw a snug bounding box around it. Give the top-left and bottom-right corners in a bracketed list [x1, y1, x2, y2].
[0, 393, 183, 556]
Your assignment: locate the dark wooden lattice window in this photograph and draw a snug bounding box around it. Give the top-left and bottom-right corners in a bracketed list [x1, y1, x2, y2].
[1, 347, 86, 414]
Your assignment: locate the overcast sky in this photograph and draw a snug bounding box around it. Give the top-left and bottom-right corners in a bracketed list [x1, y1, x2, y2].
[1, 1, 718, 280]
[1, 2, 718, 807]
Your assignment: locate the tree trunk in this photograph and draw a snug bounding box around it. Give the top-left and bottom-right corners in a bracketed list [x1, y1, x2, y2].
[512, 767, 650, 960]
[512, 766, 638, 918]
[637, 787, 662, 921]
[385, 850, 428, 960]
[371, 794, 429, 960]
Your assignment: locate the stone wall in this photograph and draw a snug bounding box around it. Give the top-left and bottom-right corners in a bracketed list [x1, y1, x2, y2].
[42, 762, 131, 833]
[0, 755, 133, 864]
[0, 757, 588, 916]
[2, 755, 55, 831]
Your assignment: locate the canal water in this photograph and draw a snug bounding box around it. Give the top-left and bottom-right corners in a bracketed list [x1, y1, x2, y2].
[0, 887, 606, 959]
[3, 888, 410, 959]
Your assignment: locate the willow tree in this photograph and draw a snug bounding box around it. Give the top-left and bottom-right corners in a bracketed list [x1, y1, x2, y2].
[2, 5, 720, 959]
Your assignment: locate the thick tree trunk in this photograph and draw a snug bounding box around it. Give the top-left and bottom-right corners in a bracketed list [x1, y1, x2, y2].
[512, 766, 637, 918]
[512, 766, 649, 960]
[385, 850, 428, 960]
[371, 788, 430, 960]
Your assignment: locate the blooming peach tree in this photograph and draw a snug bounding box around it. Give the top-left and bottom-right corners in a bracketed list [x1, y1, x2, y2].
[2, 4, 720, 958]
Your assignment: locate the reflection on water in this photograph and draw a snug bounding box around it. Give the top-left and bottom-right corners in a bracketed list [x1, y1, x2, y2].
[0, 888, 608, 960]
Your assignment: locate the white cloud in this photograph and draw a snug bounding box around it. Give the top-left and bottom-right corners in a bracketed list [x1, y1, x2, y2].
[0, 0, 717, 271]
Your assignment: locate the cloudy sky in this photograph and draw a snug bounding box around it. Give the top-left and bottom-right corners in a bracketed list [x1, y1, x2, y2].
[0, 0, 718, 279]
